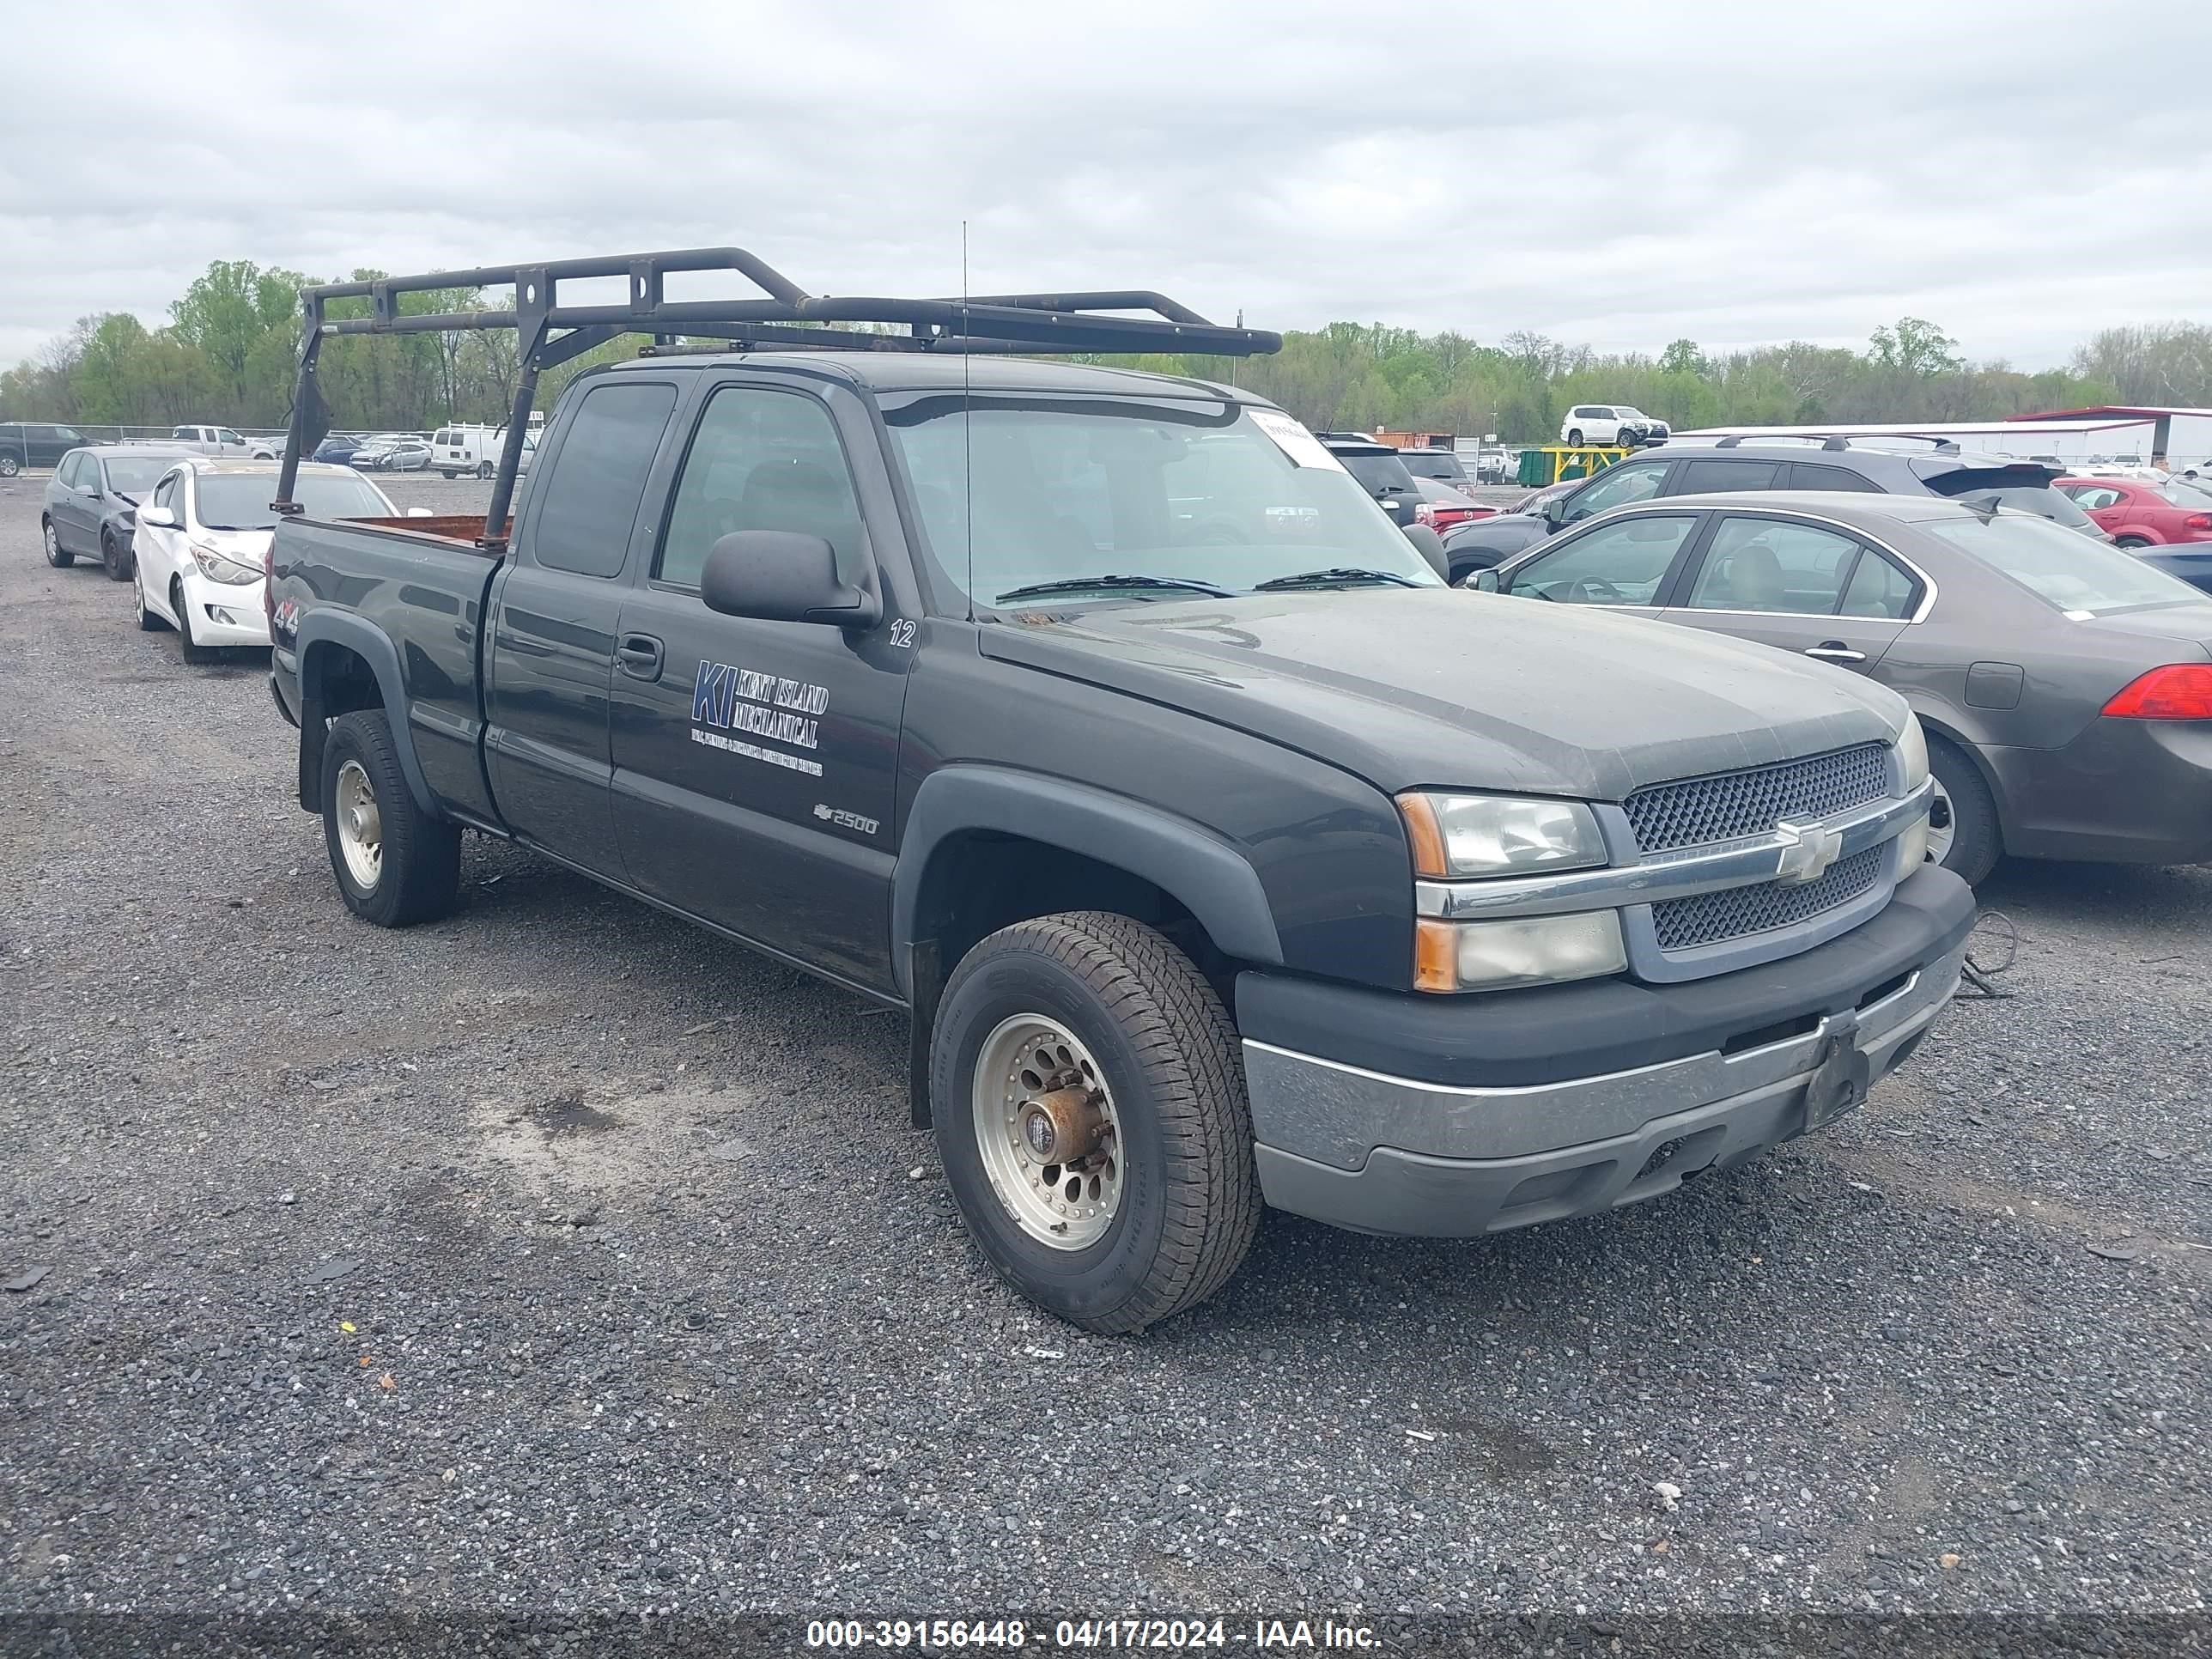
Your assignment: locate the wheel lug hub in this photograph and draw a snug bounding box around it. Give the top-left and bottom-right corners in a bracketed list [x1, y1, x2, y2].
[1018, 1085, 1103, 1164]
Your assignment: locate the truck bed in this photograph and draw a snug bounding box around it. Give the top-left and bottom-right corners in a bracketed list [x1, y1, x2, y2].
[272, 514, 510, 827]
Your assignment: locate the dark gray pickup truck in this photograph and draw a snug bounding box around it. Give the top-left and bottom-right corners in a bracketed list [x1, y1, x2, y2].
[266, 251, 1973, 1332]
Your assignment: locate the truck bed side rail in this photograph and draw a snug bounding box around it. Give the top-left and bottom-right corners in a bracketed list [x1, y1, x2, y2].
[275, 246, 1281, 550]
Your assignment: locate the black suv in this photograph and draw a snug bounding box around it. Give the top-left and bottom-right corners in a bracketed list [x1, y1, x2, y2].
[1440, 435, 2082, 579]
[0, 422, 94, 477]
[1319, 435, 1422, 527]
[1390, 446, 1473, 489]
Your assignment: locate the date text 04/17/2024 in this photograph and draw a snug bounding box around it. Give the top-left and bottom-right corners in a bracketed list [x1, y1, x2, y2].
[802, 1619, 1381, 1650]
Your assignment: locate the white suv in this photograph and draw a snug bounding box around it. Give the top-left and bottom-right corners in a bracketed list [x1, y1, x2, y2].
[1559, 405, 1669, 448]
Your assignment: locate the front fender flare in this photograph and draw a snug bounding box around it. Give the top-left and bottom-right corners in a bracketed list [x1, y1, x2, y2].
[293, 611, 437, 817]
[891, 767, 1283, 997]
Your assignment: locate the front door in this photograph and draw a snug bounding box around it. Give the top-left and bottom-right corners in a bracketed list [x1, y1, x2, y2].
[484, 377, 682, 878]
[1498, 511, 1704, 619]
[610, 376, 910, 991]
[1661, 510, 1917, 672]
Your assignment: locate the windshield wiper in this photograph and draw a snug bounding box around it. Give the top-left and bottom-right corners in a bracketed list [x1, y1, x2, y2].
[995, 574, 1234, 603]
[1252, 567, 1423, 592]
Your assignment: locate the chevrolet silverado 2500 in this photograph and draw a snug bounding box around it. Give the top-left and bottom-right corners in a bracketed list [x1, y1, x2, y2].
[265, 251, 1972, 1331]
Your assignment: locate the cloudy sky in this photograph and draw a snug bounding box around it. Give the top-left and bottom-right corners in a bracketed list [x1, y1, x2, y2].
[3, 2, 2207, 372]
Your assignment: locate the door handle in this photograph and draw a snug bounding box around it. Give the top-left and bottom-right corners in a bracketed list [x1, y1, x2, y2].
[615, 633, 665, 681]
[1804, 641, 1867, 664]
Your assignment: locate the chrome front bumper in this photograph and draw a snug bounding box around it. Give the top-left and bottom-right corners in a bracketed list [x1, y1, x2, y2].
[1244, 942, 1965, 1238]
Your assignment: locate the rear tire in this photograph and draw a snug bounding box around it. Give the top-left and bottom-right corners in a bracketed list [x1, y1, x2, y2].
[0, 453, 21, 478]
[1926, 737, 2000, 885]
[319, 709, 462, 927]
[42, 519, 72, 568]
[173, 581, 216, 665]
[931, 911, 1259, 1334]
[101, 531, 131, 581]
[1565, 428, 1583, 447]
[477, 461, 494, 481]
[2116, 535, 2152, 550]
[440, 470, 456, 480]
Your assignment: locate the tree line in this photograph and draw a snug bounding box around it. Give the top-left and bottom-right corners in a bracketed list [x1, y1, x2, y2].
[5, 258, 2208, 442]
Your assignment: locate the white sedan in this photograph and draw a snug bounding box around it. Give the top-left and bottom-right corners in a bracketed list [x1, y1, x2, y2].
[131, 460, 400, 662]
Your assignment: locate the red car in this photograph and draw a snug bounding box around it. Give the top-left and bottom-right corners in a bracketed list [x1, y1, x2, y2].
[1411, 476, 1498, 537]
[2055, 477, 2212, 547]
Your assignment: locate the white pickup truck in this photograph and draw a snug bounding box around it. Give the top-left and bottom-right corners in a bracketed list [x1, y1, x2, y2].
[169, 424, 283, 459]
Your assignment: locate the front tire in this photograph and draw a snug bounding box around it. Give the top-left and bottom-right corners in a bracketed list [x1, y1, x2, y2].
[931, 912, 1259, 1334]
[440, 470, 456, 480]
[42, 519, 72, 568]
[173, 581, 216, 665]
[319, 709, 462, 927]
[133, 564, 167, 630]
[101, 531, 131, 581]
[1926, 736, 2000, 885]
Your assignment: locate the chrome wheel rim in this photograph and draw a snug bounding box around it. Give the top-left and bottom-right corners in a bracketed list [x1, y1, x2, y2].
[972, 1014, 1123, 1251]
[335, 760, 383, 890]
[1925, 775, 1955, 866]
[133, 568, 145, 623]
[43, 523, 59, 563]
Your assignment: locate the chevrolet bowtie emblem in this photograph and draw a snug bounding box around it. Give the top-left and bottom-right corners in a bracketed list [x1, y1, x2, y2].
[1774, 817, 1845, 886]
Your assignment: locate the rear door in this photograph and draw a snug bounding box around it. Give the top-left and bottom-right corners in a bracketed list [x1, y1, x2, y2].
[484, 375, 683, 878]
[609, 371, 911, 990]
[52, 453, 97, 551]
[1659, 508, 1917, 672]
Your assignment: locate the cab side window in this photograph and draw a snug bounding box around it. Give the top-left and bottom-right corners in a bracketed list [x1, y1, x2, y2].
[1506, 515, 1696, 605]
[58, 453, 86, 489]
[657, 386, 866, 591]
[152, 470, 183, 514]
[532, 381, 678, 579]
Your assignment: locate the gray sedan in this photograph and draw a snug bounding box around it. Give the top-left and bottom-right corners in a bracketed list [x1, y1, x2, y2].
[1469, 491, 2212, 883]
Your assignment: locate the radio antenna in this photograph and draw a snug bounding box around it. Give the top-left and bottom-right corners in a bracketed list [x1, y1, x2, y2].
[961, 219, 974, 620]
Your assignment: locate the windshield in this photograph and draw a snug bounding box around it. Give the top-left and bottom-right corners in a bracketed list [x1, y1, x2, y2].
[1925, 510, 2203, 617]
[103, 457, 174, 496]
[196, 471, 390, 530]
[1954, 485, 2100, 532]
[883, 400, 1440, 609]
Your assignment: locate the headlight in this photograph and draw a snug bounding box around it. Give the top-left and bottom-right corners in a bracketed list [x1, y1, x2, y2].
[191, 545, 262, 586]
[1415, 912, 1626, 993]
[1897, 714, 1929, 793]
[1399, 792, 1607, 878]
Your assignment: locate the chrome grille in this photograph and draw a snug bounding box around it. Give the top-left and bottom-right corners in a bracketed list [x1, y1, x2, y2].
[1625, 744, 1888, 854]
[1651, 846, 1885, 952]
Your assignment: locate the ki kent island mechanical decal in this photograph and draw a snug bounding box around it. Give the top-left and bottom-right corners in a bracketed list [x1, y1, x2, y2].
[691, 659, 831, 779]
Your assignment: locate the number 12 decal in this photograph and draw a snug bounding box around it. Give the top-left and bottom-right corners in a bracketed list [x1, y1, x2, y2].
[889, 618, 916, 648]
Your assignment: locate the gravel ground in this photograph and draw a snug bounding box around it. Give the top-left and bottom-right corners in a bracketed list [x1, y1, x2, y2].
[1, 472, 2207, 1628]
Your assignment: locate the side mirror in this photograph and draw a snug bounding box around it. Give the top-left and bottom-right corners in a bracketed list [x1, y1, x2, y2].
[404, 507, 434, 519]
[1541, 494, 1569, 528]
[1399, 522, 1450, 582]
[1464, 568, 1501, 592]
[138, 506, 177, 528]
[701, 530, 881, 629]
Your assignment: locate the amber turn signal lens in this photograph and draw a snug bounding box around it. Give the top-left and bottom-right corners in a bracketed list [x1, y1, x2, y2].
[1398, 794, 1449, 878]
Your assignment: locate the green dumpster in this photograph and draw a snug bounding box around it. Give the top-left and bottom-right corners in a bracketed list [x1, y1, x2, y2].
[1516, 447, 1547, 487]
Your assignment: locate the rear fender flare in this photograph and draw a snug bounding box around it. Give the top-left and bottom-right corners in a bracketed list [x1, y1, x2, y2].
[294, 611, 437, 817]
[891, 767, 1283, 997]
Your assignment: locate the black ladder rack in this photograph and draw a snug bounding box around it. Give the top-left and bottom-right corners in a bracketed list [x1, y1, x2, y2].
[275, 246, 1278, 549]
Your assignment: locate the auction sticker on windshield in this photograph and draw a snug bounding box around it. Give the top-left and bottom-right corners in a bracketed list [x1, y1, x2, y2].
[1250, 410, 1347, 471]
